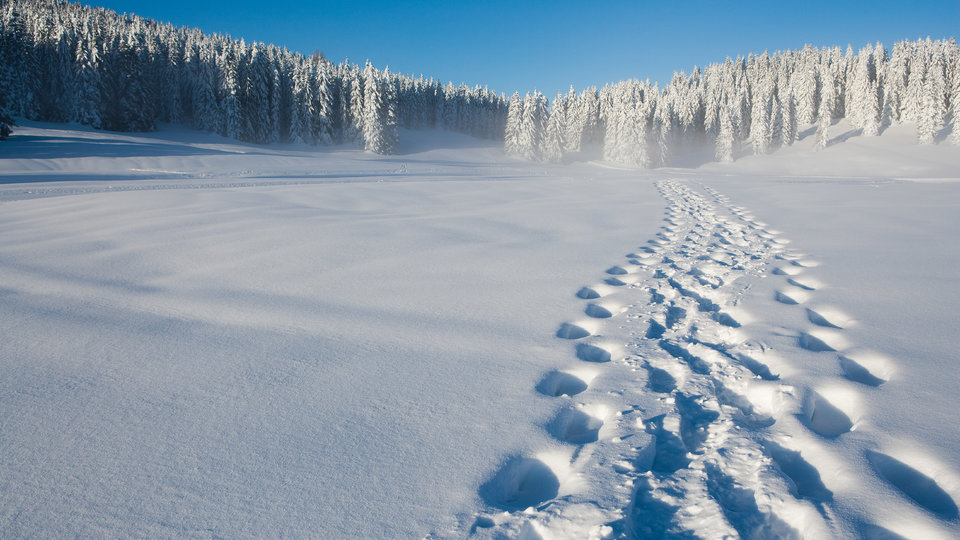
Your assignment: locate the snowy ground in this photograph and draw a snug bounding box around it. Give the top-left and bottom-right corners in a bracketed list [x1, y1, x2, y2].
[0, 120, 958, 538]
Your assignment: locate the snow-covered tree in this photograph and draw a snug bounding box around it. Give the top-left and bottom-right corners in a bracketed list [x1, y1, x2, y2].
[361, 62, 398, 154]
[917, 76, 942, 144]
[782, 89, 797, 145]
[503, 92, 522, 156]
[715, 106, 735, 162]
[543, 92, 566, 163]
[815, 66, 835, 150]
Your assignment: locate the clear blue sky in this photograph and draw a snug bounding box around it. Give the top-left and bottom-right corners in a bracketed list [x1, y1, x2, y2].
[93, 0, 958, 98]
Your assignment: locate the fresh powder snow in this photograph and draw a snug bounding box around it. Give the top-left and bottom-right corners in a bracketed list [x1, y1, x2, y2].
[1, 118, 958, 538]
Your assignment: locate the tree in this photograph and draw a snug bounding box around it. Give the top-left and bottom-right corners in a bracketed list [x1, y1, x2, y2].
[750, 89, 770, 154]
[814, 66, 834, 150]
[917, 76, 942, 144]
[782, 89, 797, 145]
[74, 36, 101, 128]
[503, 92, 522, 156]
[714, 106, 735, 162]
[543, 92, 566, 162]
[361, 62, 398, 154]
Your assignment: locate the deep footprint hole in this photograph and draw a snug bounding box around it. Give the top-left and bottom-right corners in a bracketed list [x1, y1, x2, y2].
[585, 303, 614, 319]
[840, 356, 886, 387]
[479, 457, 560, 510]
[556, 323, 590, 339]
[803, 391, 853, 437]
[536, 371, 588, 397]
[866, 450, 959, 520]
[576, 343, 612, 363]
[798, 332, 836, 352]
[764, 442, 833, 502]
[644, 365, 676, 393]
[549, 407, 603, 444]
[576, 286, 601, 299]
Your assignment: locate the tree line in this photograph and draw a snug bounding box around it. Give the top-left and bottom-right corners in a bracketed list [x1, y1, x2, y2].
[506, 39, 960, 165]
[0, 0, 508, 152]
[1, 1, 957, 164]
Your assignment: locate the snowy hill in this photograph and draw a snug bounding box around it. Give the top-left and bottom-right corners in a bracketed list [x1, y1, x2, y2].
[1, 120, 959, 538]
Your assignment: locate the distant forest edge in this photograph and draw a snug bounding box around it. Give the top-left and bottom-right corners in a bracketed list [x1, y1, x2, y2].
[0, 0, 508, 154]
[0, 0, 957, 165]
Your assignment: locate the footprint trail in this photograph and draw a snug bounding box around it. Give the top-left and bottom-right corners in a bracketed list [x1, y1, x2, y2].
[441, 180, 957, 540]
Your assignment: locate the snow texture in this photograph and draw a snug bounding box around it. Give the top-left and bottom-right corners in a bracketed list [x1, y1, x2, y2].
[1, 119, 959, 539]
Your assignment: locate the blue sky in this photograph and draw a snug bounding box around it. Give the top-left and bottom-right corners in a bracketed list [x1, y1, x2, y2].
[95, 0, 958, 98]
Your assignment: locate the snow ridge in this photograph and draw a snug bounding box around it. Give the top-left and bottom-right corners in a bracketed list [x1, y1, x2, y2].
[446, 181, 960, 539]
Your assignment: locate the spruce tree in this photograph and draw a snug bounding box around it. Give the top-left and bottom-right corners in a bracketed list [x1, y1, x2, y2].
[543, 92, 566, 163]
[361, 63, 398, 154]
[715, 106, 735, 162]
[503, 92, 522, 156]
[814, 67, 834, 150]
[917, 77, 941, 144]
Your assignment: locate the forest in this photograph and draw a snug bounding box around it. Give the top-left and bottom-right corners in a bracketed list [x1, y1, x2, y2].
[1, 0, 958, 164]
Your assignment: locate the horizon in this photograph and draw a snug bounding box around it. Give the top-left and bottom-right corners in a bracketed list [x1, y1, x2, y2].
[86, 0, 959, 99]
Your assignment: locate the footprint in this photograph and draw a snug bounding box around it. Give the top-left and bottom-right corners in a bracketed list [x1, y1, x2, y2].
[585, 302, 619, 319]
[557, 322, 591, 339]
[646, 319, 666, 339]
[644, 363, 677, 393]
[713, 311, 741, 328]
[575, 343, 612, 363]
[775, 289, 810, 305]
[704, 462, 801, 539]
[675, 392, 720, 453]
[479, 456, 560, 510]
[772, 266, 803, 276]
[806, 307, 852, 329]
[644, 414, 690, 473]
[839, 351, 892, 387]
[802, 390, 854, 437]
[798, 330, 846, 353]
[787, 277, 821, 291]
[606, 266, 630, 275]
[576, 286, 602, 299]
[866, 450, 959, 520]
[763, 441, 833, 502]
[735, 353, 779, 381]
[665, 305, 687, 328]
[659, 339, 711, 374]
[548, 405, 605, 444]
[536, 371, 589, 397]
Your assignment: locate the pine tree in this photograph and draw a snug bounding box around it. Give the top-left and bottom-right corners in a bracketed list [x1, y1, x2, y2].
[516, 91, 547, 161]
[543, 92, 566, 163]
[917, 76, 941, 144]
[313, 62, 334, 144]
[74, 37, 101, 128]
[361, 63, 398, 154]
[630, 98, 651, 168]
[782, 90, 797, 145]
[750, 89, 770, 155]
[503, 92, 522, 156]
[861, 80, 881, 136]
[815, 66, 834, 150]
[715, 106, 735, 162]
[289, 60, 313, 144]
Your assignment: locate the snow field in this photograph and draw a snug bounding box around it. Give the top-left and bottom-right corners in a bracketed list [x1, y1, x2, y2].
[1, 121, 959, 538]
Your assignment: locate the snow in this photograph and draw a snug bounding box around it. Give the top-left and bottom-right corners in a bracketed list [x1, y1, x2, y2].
[1, 120, 959, 538]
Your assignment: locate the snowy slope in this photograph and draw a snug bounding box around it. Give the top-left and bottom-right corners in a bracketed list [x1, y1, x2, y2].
[0, 120, 958, 539]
